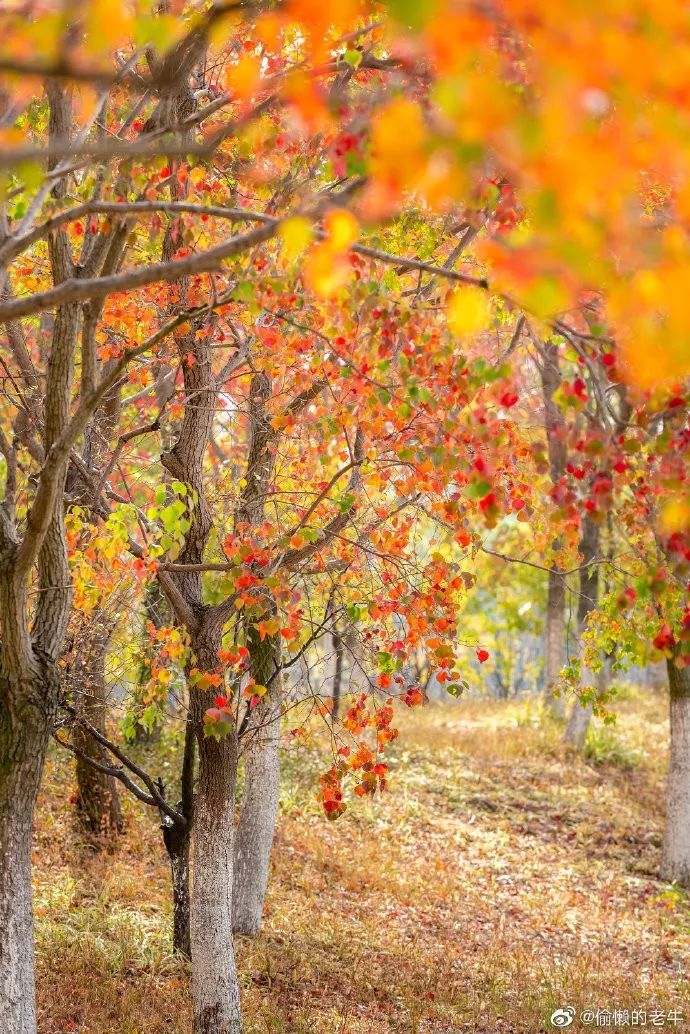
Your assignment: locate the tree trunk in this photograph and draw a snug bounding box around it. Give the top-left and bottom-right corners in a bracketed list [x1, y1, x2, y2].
[162, 815, 191, 958]
[232, 370, 283, 937]
[332, 623, 344, 720]
[233, 630, 281, 936]
[162, 709, 195, 958]
[563, 514, 601, 748]
[563, 693, 592, 750]
[539, 342, 568, 720]
[0, 686, 52, 1034]
[133, 578, 169, 742]
[0, 86, 77, 1034]
[189, 635, 242, 1034]
[543, 570, 567, 718]
[661, 659, 690, 887]
[72, 620, 122, 836]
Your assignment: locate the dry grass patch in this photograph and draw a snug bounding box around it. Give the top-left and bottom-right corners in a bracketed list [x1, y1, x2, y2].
[34, 689, 690, 1032]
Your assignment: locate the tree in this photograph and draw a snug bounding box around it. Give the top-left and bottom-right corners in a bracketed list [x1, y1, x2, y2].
[3, 4, 690, 1033]
[537, 341, 569, 719]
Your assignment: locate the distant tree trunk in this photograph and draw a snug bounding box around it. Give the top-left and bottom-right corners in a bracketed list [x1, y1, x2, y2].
[233, 627, 281, 936]
[72, 618, 123, 836]
[661, 658, 690, 887]
[540, 341, 568, 719]
[563, 514, 600, 749]
[564, 665, 610, 750]
[543, 571, 568, 718]
[133, 578, 169, 742]
[332, 621, 344, 719]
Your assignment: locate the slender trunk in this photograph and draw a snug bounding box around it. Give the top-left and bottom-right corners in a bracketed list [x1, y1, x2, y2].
[0, 684, 52, 1034]
[232, 371, 283, 937]
[543, 570, 567, 718]
[163, 709, 195, 957]
[563, 693, 592, 750]
[564, 514, 601, 748]
[162, 815, 191, 958]
[189, 634, 242, 1033]
[233, 630, 281, 936]
[134, 578, 169, 742]
[72, 622, 122, 836]
[661, 659, 690, 887]
[564, 661, 611, 750]
[332, 624, 344, 720]
[540, 342, 568, 720]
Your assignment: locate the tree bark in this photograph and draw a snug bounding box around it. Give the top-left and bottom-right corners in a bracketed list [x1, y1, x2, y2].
[163, 708, 195, 958]
[563, 663, 611, 751]
[332, 621, 344, 720]
[72, 618, 123, 836]
[231, 371, 282, 937]
[233, 629, 281, 936]
[0, 685, 52, 1034]
[162, 814, 192, 958]
[563, 514, 601, 748]
[543, 570, 567, 718]
[540, 341, 568, 720]
[661, 659, 690, 887]
[189, 634, 242, 1034]
[0, 83, 78, 1033]
[133, 579, 169, 742]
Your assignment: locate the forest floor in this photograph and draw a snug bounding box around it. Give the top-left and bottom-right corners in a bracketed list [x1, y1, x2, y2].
[34, 687, 690, 1034]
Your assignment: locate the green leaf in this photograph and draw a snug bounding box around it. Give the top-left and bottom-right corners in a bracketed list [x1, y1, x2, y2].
[377, 651, 396, 674]
[343, 48, 362, 69]
[464, 479, 492, 500]
[387, 0, 437, 30]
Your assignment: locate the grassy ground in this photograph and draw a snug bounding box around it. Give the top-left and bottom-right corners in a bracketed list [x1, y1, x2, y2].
[34, 689, 690, 1033]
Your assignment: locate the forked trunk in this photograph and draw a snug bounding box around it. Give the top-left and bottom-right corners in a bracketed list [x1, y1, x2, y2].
[0, 691, 51, 1034]
[543, 570, 567, 719]
[233, 631, 281, 936]
[661, 659, 690, 887]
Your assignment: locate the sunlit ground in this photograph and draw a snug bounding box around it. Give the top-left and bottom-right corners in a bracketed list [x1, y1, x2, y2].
[34, 688, 690, 1033]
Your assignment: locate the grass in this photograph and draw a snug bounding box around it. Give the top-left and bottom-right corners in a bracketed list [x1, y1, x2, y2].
[33, 688, 690, 1033]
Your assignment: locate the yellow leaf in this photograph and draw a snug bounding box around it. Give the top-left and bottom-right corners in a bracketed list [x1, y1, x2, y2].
[324, 209, 358, 251]
[279, 217, 314, 260]
[226, 54, 261, 101]
[303, 244, 351, 299]
[447, 287, 491, 337]
[252, 684, 268, 697]
[371, 98, 426, 173]
[660, 498, 690, 535]
[86, 0, 133, 53]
